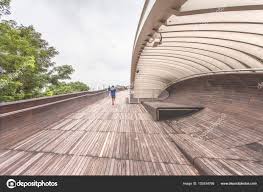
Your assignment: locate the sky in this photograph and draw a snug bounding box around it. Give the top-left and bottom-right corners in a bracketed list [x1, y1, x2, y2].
[5, 0, 143, 90]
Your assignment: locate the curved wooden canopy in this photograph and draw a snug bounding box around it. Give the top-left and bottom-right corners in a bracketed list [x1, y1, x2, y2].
[131, 0, 263, 98]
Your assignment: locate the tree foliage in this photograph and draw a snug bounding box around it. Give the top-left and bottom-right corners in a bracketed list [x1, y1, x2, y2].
[46, 82, 89, 96]
[0, 0, 11, 17]
[49, 65, 75, 85]
[0, 20, 89, 102]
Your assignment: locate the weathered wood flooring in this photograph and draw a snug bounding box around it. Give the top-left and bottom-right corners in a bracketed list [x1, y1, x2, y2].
[0, 91, 199, 175]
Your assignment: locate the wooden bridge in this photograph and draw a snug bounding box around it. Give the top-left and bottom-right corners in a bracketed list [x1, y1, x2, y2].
[0, 91, 199, 175]
[1, 0, 263, 176]
[1, 75, 263, 176]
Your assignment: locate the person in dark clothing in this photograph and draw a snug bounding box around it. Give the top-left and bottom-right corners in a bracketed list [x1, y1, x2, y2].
[110, 86, 117, 105]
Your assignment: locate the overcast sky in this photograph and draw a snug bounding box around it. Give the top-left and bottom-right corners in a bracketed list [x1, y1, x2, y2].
[5, 0, 143, 89]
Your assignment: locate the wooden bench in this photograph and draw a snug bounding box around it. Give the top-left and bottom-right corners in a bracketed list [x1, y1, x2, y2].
[142, 102, 204, 121]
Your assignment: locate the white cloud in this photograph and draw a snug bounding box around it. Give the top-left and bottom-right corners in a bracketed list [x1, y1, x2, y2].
[5, 0, 143, 89]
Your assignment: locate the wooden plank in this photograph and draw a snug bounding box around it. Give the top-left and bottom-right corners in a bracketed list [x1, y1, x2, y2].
[0, 92, 201, 175]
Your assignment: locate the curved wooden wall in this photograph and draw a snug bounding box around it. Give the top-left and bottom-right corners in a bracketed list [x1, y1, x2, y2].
[162, 74, 263, 175]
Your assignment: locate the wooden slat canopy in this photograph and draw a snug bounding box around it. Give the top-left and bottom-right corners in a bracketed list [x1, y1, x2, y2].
[131, 0, 263, 98]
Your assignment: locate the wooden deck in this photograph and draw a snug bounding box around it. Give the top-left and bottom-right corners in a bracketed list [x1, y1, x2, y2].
[2, 75, 262, 176]
[0, 91, 199, 175]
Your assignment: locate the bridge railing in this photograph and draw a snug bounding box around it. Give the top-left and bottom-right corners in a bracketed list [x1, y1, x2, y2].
[130, 69, 263, 103]
[165, 68, 263, 90]
[0, 90, 108, 148]
[0, 90, 107, 114]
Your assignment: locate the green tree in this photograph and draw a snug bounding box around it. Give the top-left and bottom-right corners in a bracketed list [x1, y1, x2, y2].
[0, 0, 11, 17]
[0, 21, 58, 101]
[49, 65, 74, 85]
[0, 20, 89, 102]
[68, 81, 89, 92]
[46, 82, 89, 96]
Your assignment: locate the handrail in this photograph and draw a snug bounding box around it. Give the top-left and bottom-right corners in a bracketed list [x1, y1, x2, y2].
[0, 90, 109, 144]
[0, 91, 107, 117]
[0, 89, 107, 114]
[165, 68, 263, 90]
[131, 68, 263, 99]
